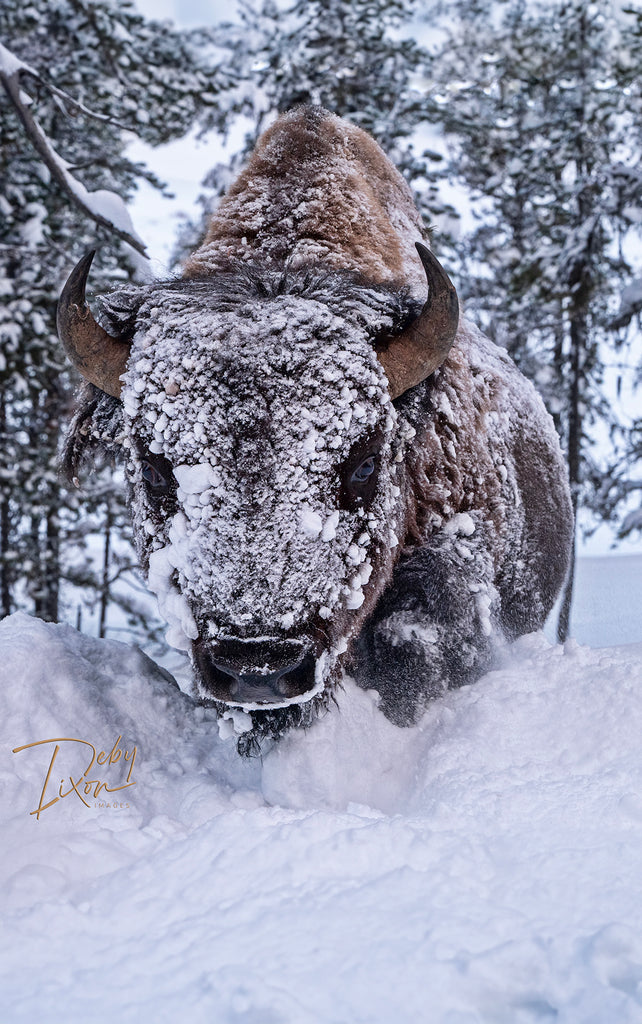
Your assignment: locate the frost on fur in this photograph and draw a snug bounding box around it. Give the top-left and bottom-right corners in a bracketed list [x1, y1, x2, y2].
[60, 108, 573, 753]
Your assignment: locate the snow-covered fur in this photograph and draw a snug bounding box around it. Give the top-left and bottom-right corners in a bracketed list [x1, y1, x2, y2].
[183, 105, 427, 297]
[63, 107, 573, 751]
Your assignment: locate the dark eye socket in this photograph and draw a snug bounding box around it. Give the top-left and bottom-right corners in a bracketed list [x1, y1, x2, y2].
[141, 456, 173, 494]
[350, 456, 376, 485]
[341, 449, 380, 511]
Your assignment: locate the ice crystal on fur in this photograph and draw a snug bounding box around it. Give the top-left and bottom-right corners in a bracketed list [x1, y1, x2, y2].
[123, 273, 408, 641]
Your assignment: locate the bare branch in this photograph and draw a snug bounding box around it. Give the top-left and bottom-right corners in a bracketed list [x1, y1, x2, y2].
[608, 299, 642, 332]
[20, 66, 135, 132]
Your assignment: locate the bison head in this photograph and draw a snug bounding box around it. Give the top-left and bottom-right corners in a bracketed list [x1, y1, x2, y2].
[58, 247, 457, 740]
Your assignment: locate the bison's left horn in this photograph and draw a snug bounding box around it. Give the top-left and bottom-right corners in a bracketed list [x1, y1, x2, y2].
[377, 242, 459, 400]
[57, 250, 130, 398]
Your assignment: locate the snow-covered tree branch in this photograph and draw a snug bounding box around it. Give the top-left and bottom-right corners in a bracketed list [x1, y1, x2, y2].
[0, 41, 147, 256]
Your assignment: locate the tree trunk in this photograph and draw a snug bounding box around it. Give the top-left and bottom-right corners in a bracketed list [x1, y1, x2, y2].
[98, 500, 112, 639]
[0, 392, 12, 618]
[0, 495, 10, 618]
[556, 494, 578, 642]
[557, 295, 586, 642]
[42, 507, 60, 622]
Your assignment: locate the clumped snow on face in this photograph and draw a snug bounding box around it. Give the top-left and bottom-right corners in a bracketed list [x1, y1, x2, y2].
[3, 612, 642, 1023]
[115, 267, 415, 717]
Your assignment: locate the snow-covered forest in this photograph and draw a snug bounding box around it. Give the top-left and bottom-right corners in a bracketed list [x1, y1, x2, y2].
[1, 0, 642, 1020]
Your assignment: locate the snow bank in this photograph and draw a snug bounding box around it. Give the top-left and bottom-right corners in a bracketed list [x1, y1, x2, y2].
[2, 611, 642, 1022]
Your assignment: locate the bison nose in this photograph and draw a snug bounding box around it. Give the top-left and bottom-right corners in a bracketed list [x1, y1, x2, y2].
[213, 661, 304, 704]
[193, 636, 317, 706]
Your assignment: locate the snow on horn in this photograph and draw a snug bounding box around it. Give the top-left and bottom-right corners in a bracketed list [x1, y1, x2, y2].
[58, 106, 573, 753]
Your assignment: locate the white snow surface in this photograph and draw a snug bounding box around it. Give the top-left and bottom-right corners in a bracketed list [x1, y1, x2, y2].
[2, 608, 642, 1022]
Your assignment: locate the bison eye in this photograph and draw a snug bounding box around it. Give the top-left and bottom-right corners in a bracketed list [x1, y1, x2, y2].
[141, 456, 173, 494]
[341, 449, 380, 510]
[351, 456, 376, 484]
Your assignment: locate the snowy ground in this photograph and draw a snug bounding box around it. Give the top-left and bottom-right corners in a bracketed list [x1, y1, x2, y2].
[2, 558, 642, 1023]
[564, 553, 642, 647]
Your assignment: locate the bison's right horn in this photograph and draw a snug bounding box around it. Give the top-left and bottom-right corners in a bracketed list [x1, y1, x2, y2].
[57, 250, 130, 398]
[377, 242, 459, 400]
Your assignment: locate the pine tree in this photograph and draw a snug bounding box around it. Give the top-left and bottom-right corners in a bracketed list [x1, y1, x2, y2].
[588, 2, 642, 542]
[425, 0, 642, 637]
[176, 0, 449, 261]
[0, 0, 227, 637]
[226, 0, 425, 148]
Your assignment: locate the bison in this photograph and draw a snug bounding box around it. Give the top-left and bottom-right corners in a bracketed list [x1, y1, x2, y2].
[59, 106, 573, 751]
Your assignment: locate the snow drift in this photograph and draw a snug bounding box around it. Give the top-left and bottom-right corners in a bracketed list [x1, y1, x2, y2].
[2, 610, 642, 1022]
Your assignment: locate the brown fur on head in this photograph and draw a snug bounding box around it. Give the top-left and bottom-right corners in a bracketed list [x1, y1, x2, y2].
[184, 107, 429, 296]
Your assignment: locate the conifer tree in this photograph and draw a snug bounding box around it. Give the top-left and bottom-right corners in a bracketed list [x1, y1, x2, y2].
[177, 0, 448, 259]
[590, 2, 642, 542]
[226, 0, 425, 150]
[0, 0, 226, 635]
[426, 0, 642, 637]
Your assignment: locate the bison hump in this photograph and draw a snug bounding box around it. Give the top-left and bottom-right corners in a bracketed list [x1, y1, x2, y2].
[184, 106, 427, 297]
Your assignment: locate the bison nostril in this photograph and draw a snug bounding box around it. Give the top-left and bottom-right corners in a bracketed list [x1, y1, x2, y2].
[214, 659, 304, 703]
[194, 643, 317, 706]
[239, 669, 292, 695]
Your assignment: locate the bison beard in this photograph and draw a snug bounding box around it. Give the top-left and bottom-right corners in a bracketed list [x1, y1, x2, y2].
[60, 107, 573, 754]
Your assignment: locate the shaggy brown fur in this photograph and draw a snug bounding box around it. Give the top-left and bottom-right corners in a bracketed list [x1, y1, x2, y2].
[184, 107, 428, 296]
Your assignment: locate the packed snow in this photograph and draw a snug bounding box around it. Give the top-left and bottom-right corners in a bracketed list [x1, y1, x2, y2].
[2, 574, 642, 1022]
